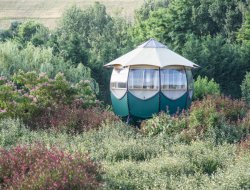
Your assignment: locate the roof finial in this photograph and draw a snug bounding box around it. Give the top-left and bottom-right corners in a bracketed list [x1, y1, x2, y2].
[138, 38, 167, 48]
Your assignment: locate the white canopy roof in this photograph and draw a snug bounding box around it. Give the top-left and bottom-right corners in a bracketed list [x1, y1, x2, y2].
[104, 39, 199, 68]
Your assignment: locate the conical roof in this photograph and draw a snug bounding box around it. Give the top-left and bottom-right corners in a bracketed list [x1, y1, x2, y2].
[104, 39, 199, 68]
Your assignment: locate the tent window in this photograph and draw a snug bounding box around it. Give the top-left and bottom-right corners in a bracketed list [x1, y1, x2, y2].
[128, 68, 159, 100]
[110, 68, 129, 99]
[161, 68, 187, 100]
[128, 69, 159, 90]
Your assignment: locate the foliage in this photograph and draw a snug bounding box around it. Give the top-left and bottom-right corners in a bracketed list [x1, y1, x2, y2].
[56, 3, 133, 102]
[0, 144, 102, 190]
[241, 72, 250, 104]
[0, 41, 98, 92]
[16, 20, 50, 46]
[186, 96, 248, 143]
[0, 118, 29, 147]
[0, 117, 250, 190]
[0, 21, 21, 42]
[30, 102, 119, 133]
[0, 71, 97, 124]
[133, 0, 246, 48]
[238, 12, 250, 45]
[141, 96, 248, 144]
[193, 76, 220, 100]
[182, 35, 248, 98]
[141, 112, 187, 136]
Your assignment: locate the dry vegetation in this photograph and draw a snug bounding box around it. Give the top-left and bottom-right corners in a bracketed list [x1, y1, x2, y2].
[0, 0, 143, 28]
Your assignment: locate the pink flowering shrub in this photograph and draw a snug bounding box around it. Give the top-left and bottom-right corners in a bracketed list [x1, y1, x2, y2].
[0, 71, 98, 125]
[0, 144, 102, 190]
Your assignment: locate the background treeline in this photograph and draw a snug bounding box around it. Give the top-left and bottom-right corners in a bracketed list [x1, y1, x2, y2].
[1, 0, 250, 102]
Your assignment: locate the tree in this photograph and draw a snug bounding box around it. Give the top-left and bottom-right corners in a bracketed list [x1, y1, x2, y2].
[241, 72, 250, 104]
[132, 0, 246, 50]
[0, 21, 22, 42]
[238, 12, 250, 45]
[16, 20, 50, 46]
[54, 3, 133, 103]
[182, 35, 247, 97]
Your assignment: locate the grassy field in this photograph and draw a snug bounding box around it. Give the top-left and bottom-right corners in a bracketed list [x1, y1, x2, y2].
[0, 0, 143, 29]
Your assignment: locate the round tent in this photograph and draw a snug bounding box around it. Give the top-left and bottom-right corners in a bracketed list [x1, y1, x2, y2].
[104, 39, 198, 119]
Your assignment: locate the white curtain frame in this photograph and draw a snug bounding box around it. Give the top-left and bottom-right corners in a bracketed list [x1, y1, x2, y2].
[128, 68, 159, 99]
[160, 66, 188, 100]
[110, 67, 129, 99]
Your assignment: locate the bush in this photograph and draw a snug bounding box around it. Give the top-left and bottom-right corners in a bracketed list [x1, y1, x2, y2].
[194, 76, 220, 100]
[141, 96, 249, 144]
[103, 141, 236, 189]
[0, 41, 98, 92]
[241, 72, 250, 104]
[30, 102, 119, 133]
[186, 96, 247, 143]
[210, 153, 250, 189]
[0, 118, 28, 147]
[0, 71, 98, 124]
[140, 112, 187, 136]
[0, 144, 102, 190]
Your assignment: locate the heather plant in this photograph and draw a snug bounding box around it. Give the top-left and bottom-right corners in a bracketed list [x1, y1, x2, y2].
[194, 76, 220, 100]
[141, 96, 249, 144]
[0, 144, 102, 190]
[29, 102, 119, 132]
[186, 96, 247, 143]
[213, 95, 248, 122]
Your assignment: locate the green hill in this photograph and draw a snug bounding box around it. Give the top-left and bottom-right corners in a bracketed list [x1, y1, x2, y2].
[0, 0, 143, 29]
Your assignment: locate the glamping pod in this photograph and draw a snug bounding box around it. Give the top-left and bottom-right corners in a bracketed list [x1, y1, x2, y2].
[105, 39, 198, 119]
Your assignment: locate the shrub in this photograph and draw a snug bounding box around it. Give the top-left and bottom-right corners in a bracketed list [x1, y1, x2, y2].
[0, 41, 98, 92]
[169, 141, 236, 175]
[210, 153, 250, 189]
[0, 118, 28, 147]
[140, 112, 187, 136]
[142, 96, 249, 143]
[0, 71, 98, 124]
[103, 141, 237, 189]
[0, 144, 102, 190]
[103, 137, 162, 162]
[185, 96, 247, 143]
[29, 102, 119, 133]
[194, 76, 220, 100]
[241, 72, 250, 104]
[213, 95, 248, 122]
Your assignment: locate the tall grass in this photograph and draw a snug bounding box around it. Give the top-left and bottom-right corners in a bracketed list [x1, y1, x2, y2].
[1, 118, 249, 189]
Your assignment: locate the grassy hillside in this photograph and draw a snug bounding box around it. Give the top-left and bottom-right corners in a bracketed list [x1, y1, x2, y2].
[0, 0, 143, 29]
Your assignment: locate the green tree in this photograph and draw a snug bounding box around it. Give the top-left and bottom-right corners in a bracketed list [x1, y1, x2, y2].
[182, 35, 247, 97]
[17, 20, 50, 46]
[0, 21, 22, 42]
[238, 12, 250, 45]
[55, 3, 133, 103]
[132, 0, 246, 50]
[241, 72, 250, 104]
